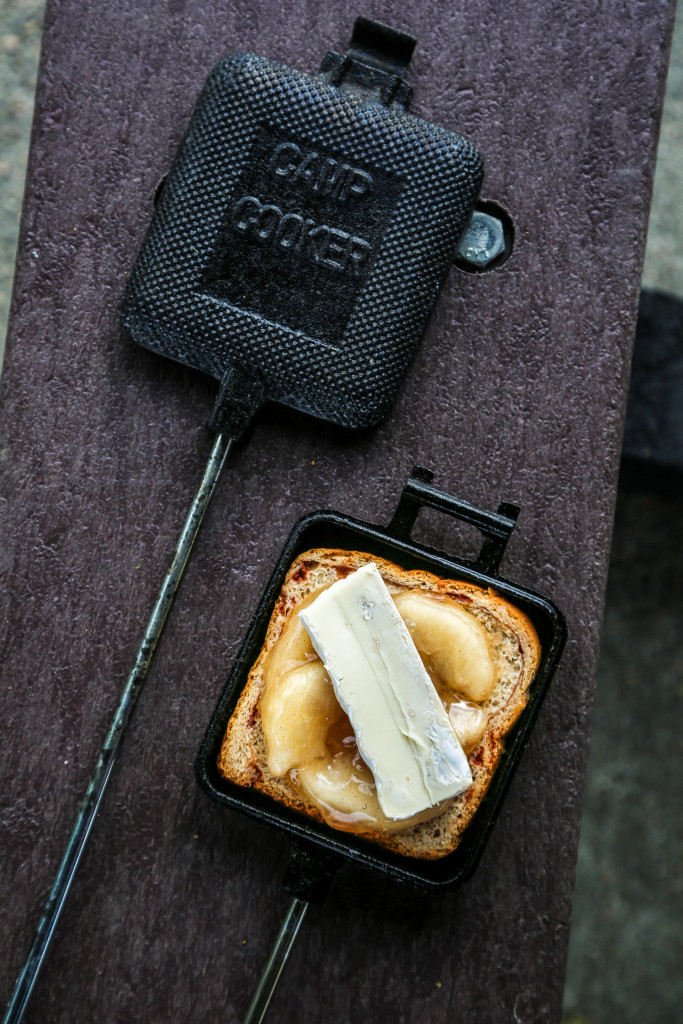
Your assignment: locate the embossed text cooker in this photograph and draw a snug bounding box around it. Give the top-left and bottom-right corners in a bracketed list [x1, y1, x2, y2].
[5, 20, 484, 1024]
[121, 17, 483, 433]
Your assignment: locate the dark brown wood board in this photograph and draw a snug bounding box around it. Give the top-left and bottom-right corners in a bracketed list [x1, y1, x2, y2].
[0, 1, 674, 1021]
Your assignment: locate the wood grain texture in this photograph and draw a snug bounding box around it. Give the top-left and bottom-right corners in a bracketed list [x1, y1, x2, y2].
[0, 1, 674, 1021]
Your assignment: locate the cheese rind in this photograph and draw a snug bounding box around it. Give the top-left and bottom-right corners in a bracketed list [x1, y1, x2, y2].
[298, 563, 472, 819]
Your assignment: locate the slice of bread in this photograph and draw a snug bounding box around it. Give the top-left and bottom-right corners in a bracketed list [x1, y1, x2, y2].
[218, 548, 541, 860]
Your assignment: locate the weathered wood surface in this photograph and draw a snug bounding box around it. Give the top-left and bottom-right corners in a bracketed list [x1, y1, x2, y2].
[0, 1, 674, 1021]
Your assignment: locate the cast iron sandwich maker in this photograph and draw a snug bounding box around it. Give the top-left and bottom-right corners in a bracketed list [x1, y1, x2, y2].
[197, 465, 566, 1020]
[4, 17, 559, 1024]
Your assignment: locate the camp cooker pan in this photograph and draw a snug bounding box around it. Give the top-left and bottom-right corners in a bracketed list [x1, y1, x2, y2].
[197, 465, 566, 890]
[195, 466, 566, 1019]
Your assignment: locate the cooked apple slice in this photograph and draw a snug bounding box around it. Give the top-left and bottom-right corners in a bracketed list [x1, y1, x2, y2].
[393, 590, 495, 702]
[263, 588, 326, 683]
[447, 699, 489, 754]
[260, 661, 344, 776]
[294, 750, 446, 834]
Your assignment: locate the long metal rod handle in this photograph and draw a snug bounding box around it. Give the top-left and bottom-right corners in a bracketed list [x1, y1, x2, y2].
[3, 432, 233, 1024]
[244, 898, 310, 1024]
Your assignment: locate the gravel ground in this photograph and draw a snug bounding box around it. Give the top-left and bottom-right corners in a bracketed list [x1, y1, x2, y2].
[0, 4, 681, 1022]
[642, 11, 683, 296]
[562, 486, 683, 1024]
[0, 0, 43, 366]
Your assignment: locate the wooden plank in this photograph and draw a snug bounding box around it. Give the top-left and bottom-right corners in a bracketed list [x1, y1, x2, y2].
[0, 1, 674, 1021]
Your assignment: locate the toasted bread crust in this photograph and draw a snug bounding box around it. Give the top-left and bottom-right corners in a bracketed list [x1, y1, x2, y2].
[218, 549, 541, 859]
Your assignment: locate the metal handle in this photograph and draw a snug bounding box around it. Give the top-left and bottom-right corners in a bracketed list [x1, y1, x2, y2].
[3, 432, 233, 1024]
[387, 465, 519, 574]
[243, 898, 309, 1024]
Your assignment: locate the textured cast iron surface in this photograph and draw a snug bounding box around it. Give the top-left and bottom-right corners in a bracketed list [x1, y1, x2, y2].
[0, 2, 674, 1023]
[121, 53, 482, 428]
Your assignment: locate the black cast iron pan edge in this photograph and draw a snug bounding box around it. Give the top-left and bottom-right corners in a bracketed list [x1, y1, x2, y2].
[195, 467, 567, 896]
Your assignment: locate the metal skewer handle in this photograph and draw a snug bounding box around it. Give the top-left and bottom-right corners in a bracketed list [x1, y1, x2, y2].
[3, 432, 233, 1024]
[244, 898, 310, 1024]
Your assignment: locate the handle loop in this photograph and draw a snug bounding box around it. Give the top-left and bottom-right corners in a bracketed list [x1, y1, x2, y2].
[387, 466, 519, 575]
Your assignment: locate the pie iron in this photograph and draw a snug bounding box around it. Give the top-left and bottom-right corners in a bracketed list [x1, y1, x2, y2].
[197, 466, 566, 893]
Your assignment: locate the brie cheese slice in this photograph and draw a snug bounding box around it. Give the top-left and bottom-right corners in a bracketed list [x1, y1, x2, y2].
[298, 563, 472, 819]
